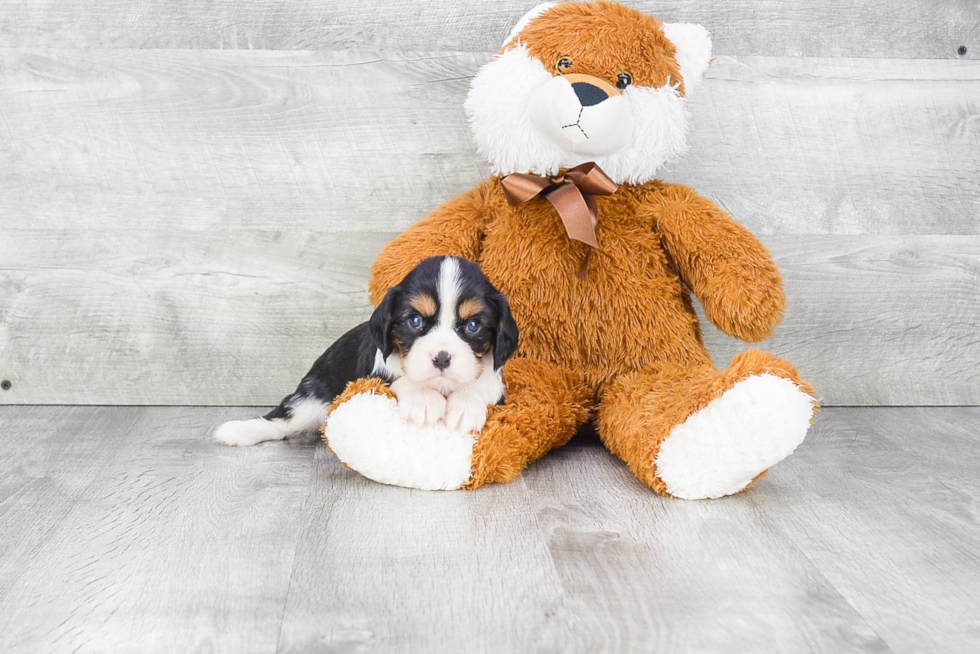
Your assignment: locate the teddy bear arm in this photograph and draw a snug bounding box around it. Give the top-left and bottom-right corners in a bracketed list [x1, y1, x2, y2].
[645, 185, 786, 342]
[368, 182, 491, 306]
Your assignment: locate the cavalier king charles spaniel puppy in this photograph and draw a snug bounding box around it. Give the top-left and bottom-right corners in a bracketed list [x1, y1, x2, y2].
[215, 256, 518, 446]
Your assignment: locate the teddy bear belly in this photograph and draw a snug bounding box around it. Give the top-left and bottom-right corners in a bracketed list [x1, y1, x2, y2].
[479, 231, 711, 392]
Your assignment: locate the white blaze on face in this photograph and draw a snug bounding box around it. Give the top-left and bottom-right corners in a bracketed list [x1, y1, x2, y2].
[401, 257, 484, 393]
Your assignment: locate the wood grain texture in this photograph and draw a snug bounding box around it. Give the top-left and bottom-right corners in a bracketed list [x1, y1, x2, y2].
[755, 407, 980, 652]
[521, 445, 892, 653]
[700, 235, 980, 406]
[2, 51, 978, 235]
[674, 57, 980, 236]
[0, 49, 489, 234]
[276, 446, 564, 653]
[1, 0, 977, 59]
[0, 406, 318, 654]
[1, 230, 977, 406]
[3, 406, 978, 652]
[0, 407, 146, 596]
[2, 51, 978, 405]
[0, 229, 391, 405]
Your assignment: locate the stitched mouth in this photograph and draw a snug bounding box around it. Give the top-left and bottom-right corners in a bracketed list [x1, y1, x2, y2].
[561, 107, 589, 139]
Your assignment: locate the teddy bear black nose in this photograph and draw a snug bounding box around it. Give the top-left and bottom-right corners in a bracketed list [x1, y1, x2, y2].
[571, 82, 608, 107]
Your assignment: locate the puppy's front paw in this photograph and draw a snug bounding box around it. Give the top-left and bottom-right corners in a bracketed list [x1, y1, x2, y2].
[444, 393, 489, 434]
[398, 389, 447, 426]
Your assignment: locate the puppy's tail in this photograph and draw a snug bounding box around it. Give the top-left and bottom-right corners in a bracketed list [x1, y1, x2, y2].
[213, 394, 328, 447]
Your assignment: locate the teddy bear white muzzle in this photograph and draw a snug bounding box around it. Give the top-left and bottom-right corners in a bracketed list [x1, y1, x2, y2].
[528, 74, 634, 157]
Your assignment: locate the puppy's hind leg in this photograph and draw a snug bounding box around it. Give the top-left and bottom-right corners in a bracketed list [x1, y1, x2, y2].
[215, 321, 377, 446]
[214, 393, 329, 447]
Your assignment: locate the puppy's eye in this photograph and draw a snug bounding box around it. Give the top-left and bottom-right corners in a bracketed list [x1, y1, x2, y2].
[407, 314, 423, 330]
[616, 72, 633, 89]
[465, 319, 481, 334]
[556, 57, 573, 73]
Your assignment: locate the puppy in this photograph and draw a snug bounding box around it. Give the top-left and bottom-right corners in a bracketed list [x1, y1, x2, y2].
[214, 256, 519, 446]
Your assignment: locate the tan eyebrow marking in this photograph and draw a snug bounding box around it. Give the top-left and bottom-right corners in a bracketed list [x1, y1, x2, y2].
[409, 293, 437, 317]
[458, 298, 485, 320]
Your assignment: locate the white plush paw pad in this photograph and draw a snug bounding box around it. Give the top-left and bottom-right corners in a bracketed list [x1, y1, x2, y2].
[655, 374, 816, 500]
[324, 392, 476, 491]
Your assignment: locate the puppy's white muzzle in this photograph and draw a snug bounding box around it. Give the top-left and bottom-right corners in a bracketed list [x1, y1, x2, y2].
[528, 74, 634, 157]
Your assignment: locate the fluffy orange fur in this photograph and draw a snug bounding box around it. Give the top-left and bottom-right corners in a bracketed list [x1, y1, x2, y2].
[464, 358, 592, 489]
[336, 1, 817, 493]
[364, 176, 816, 492]
[503, 2, 686, 94]
[597, 350, 816, 496]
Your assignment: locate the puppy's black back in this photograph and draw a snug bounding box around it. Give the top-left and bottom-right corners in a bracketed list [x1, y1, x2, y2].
[264, 321, 382, 420]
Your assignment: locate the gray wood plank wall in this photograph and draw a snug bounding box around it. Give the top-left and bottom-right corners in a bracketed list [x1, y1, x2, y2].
[2, 0, 977, 58]
[1, 2, 978, 405]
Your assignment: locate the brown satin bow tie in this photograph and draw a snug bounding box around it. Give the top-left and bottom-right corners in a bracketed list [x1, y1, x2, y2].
[500, 162, 618, 279]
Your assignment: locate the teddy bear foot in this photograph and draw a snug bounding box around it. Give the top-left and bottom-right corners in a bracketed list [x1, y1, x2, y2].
[324, 389, 478, 491]
[324, 358, 592, 490]
[655, 373, 815, 499]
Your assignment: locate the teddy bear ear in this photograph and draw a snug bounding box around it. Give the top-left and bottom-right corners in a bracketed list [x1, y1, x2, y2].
[501, 2, 558, 48]
[661, 23, 713, 94]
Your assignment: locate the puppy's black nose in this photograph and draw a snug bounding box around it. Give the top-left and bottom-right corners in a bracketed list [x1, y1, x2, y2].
[432, 351, 452, 370]
[572, 82, 608, 107]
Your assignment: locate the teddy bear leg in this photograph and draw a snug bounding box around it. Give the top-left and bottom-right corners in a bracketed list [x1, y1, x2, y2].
[596, 350, 818, 499]
[463, 357, 592, 489]
[323, 358, 591, 490]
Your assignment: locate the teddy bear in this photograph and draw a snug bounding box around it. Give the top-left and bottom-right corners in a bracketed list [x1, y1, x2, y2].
[323, 0, 818, 498]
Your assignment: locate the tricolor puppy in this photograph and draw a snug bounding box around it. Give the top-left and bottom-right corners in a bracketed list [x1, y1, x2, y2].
[214, 256, 518, 447]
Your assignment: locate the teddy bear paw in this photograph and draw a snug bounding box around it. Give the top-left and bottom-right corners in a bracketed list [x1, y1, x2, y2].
[324, 390, 477, 490]
[655, 373, 816, 499]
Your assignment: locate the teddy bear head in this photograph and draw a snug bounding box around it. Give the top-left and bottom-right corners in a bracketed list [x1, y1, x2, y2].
[465, 1, 711, 185]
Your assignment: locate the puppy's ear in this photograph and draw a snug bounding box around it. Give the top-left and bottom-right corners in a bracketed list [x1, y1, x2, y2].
[491, 293, 520, 370]
[369, 287, 400, 360]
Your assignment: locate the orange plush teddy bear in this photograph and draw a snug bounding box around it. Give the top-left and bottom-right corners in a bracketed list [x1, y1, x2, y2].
[324, 1, 817, 498]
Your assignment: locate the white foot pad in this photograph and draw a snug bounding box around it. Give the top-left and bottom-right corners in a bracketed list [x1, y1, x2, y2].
[655, 374, 816, 499]
[323, 392, 476, 491]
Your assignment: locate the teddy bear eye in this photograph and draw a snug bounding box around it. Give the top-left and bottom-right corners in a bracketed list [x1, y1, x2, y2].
[556, 57, 574, 73]
[616, 72, 633, 90]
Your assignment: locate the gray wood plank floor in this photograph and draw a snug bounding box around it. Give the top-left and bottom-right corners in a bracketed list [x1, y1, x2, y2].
[1, 405, 977, 653]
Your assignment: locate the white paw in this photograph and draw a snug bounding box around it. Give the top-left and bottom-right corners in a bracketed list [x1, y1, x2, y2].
[324, 392, 476, 491]
[213, 418, 283, 447]
[397, 389, 447, 426]
[444, 393, 489, 434]
[655, 374, 816, 499]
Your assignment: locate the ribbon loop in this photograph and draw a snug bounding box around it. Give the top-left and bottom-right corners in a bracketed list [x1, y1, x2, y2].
[500, 163, 617, 279]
